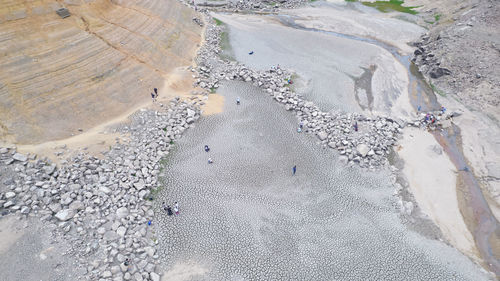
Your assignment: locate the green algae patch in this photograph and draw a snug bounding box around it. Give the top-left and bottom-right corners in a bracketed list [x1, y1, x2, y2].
[214, 18, 223, 26]
[346, 0, 421, 15]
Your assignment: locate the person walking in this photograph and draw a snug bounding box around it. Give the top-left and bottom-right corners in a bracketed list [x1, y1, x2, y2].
[166, 206, 173, 216]
[204, 145, 210, 152]
[354, 121, 358, 132]
[292, 165, 297, 176]
[151, 92, 156, 102]
[208, 158, 213, 164]
[236, 97, 240, 105]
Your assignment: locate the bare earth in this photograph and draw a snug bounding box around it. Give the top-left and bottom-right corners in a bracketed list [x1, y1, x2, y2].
[0, 0, 202, 145]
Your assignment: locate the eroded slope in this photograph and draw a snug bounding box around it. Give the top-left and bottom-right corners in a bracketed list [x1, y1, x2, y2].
[0, 0, 202, 144]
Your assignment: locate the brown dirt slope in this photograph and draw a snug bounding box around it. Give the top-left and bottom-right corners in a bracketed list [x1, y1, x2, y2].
[0, 0, 202, 144]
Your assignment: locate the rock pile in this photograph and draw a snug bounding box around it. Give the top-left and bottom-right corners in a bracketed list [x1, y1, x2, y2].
[410, 0, 500, 118]
[408, 109, 457, 131]
[0, 98, 201, 281]
[192, 17, 402, 169]
[182, 0, 308, 12]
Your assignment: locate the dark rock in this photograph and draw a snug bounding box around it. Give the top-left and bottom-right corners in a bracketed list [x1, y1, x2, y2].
[429, 67, 451, 78]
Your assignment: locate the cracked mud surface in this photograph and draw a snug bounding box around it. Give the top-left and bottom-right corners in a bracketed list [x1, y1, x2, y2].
[155, 81, 489, 280]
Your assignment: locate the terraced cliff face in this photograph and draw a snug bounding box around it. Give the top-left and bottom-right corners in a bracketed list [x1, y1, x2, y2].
[0, 0, 202, 144]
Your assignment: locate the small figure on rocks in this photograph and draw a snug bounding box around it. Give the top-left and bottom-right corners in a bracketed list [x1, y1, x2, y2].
[208, 158, 213, 164]
[292, 165, 297, 176]
[417, 105, 421, 112]
[236, 97, 240, 105]
[147, 220, 152, 226]
[354, 122, 358, 132]
[299, 121, 304, 129]
[124, 258, 130, 266]
[166, 206, 173, 216]
[440, 106, 446, 114]
[249, 51, 254, 55]
[204, 145, 210, 152]
[287, 78, 293, 84]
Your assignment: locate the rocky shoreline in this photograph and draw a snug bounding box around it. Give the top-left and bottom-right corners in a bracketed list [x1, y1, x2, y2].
[0, 99, 201, 281]
[181, 0, 308, 12]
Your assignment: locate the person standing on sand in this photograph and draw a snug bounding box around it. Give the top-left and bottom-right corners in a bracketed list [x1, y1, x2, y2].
[154, 88, 159, 100]
[292, 165, 297, 176]
[151, 92, 155, 102]
[205, 145, 210, 152]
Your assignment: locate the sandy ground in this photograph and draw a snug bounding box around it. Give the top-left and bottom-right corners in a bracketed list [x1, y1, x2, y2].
[397, 127, 478, 260]
[0, 215, 24, 255]
[161, 261, 208, 281]
[435, 95, 500, 222]
[215, 12, 414, 119]
[200, 93, 225, 116]
[1, 67, 197, 162]
[0, 0, 202, 145]
[290, 2, 426, 54]
[0, 215, 81, 281]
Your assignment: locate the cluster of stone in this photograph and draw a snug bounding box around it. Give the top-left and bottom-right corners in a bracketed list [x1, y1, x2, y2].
[412, 35, 452, 79]
[180, 0, 308, 12]
[408, 109, 459, 131]
[0, 98, 201, 281]
[192, 18, 402, 169]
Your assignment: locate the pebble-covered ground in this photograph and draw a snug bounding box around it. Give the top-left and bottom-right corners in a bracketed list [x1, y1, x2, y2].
[156, 81, 490, 280]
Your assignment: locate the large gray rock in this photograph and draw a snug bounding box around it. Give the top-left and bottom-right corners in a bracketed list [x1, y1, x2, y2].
[317, 131, 328, 141]
[55, 209, 76, 221]
[187, 108, 196, 117]
[104, 231, 119, 241]
[69, 201, 84, 211]
[150, 272, 160, 281]
[356, 144, 370, 157]
[116, 226, 127, 237]
[12, 153, 28, 162]
[5, 192, 16, 199]
[48, 203, 62, 213]
[43, 164, 56, 175]
[338, 156, 349, 165]
[116, 207, 129, 219]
